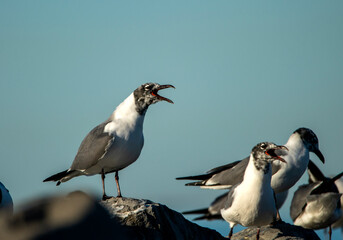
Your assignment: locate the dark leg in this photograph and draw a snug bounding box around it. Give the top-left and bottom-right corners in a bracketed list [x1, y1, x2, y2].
[329, 225, 332, 240]
[276, 209, 281, 222]
[256, 228, 260, 240]
[324, 228, 328, 240]
[228, 226, 234, 240]
[115, 171, 122, 197]
[101, 169, 111, 200]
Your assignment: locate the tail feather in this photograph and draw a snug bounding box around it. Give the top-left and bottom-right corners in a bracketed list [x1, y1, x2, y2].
[185, 181, 206, 186]
[43, 169, 74, 186]
[182, 208, 209, 215]
[176, 173, 211, 181]
[332, 171, 343, 183]
[182, 208, 222, 221]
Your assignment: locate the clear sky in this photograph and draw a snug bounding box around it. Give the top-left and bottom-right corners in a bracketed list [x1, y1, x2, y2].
[1, 1, 343, 238]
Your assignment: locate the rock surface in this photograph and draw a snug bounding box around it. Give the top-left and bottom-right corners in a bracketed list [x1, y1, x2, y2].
[0, 191, 320, 240]
[101, 197, 225, 240]
[0, 191, 125, 240]
[0, 191, 224, 240]
[231, 221, 320, 240]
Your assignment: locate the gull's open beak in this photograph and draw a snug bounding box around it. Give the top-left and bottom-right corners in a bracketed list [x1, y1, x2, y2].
[313, 148, 325, 164]
[152, 84, 175, 104]
[266, 145, 289, 163]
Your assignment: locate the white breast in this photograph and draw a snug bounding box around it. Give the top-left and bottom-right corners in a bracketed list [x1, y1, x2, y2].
[85, 93, 145, 174]
[221, 157, 277, 227]
[101, 123, 144, 172]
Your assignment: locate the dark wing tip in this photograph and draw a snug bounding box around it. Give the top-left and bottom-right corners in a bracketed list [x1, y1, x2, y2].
[43, 169, 70, 183]
[307, 160, 326, 182]
[185, 181, 205, 186]
[182, 208, 209, 215]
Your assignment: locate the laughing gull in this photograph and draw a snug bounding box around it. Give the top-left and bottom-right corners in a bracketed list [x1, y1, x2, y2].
[290, 160, 343, 240]
[177, 128, 325, 212]
[181, 158, 288, 221]
[44, 83, 174, 200]
[220, 142, 288, 240]
[0, 182, 13, 214]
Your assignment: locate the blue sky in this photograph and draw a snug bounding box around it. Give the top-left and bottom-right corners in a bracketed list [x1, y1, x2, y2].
[1, 1, 343, 238]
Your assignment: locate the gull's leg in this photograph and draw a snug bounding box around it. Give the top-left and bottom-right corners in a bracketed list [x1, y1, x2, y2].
[273, 191, 282, 222]
[101, 169, 111, 200]
[228, 226, 234, 240]
[115, 171, 122, 197]
[256, 228, 260, 240]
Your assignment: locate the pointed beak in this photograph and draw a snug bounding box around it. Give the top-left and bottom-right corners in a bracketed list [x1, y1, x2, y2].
[152, 84, 175, 104]
[313, 148, 325, 163]
[265, 145, 289, 163]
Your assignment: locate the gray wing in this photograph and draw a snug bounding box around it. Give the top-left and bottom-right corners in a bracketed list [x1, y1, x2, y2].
[290, 182, 319, 221]
[208, 191, 229, 215]
[223, 184, 239, 210]
[207, 159, 245, 174]
[208, 154, 284, 185]
[207, 157, 249, 186]
[182, 192, 229, 221]
[71, 121, 114, 170]
[177, 157, 249, 188]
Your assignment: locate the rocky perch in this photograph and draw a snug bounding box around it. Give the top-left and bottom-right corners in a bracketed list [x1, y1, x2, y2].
[100, 197, 224, 239]
[0, 191, 319, 240]
[231, 222, 320, 240]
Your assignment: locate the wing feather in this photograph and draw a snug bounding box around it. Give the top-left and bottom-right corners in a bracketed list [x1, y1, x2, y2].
[71, 121, 114, 170]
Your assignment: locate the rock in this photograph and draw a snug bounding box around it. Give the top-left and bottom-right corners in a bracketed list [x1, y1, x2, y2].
[0, 191, 126, 240]
[100, 197, 225, 240]
[231, 221, 320, 240]
[0, 191, 320, 240]
[0, 192, 224, 240]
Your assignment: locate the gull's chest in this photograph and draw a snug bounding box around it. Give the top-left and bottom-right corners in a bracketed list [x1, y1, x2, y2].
[231, 182, 276, 226]
[107, 124, 144, 156]
[115, 125, 144, 152]
[221, 163, 277, 227]
[100, 120, 145, 171]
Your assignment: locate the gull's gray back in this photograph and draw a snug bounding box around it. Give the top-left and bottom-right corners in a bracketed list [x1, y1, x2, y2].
[71, 120, 113, 170]
[208, 157, 249, 186]
[290, 182, 320, 221]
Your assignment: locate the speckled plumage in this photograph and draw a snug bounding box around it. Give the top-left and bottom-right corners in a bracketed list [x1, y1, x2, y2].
[44, 83, 174, 199]
[220, 142, 288, 239]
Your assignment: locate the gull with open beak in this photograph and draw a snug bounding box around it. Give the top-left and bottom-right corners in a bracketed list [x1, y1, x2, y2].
[177, 128, 325, 220]
[44, 83, 174, 200]
[221, 142, 288, 240]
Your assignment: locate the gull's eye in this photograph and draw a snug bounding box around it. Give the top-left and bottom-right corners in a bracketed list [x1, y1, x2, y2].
[145, 84, 153, 90]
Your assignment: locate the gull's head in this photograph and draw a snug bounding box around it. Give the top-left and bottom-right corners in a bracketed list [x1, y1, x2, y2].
[294, 128, 325, 163]
[133, 83, 175, 114]
[252, 142, 288, 165]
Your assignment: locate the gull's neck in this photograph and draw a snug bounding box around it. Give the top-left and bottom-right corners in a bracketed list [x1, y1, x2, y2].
[242, 155, 272, 188]
[107, 93, 145, 131]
